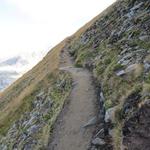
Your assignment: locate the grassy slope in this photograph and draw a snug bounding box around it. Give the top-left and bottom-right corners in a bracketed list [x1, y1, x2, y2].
[0, 39, 69, 135]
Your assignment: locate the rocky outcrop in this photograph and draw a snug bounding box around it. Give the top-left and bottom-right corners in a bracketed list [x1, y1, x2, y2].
[122, 99, 150, 150]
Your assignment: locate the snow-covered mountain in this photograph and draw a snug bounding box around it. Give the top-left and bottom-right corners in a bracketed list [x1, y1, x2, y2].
[0, 56, 28, 66]
[0, 51, 47, 91]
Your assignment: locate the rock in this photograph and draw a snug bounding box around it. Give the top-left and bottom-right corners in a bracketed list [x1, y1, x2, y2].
[126, 11, 134, 20]
[122, 91, 141, 117]
[116, 70, 126, 76]
[122, 99, 150, 150]
[23, 144, 32, 150]
[83, 116, 98, 128]
[27, 124, 39, 135]
[120, 48, 129, 55]
[90, 146, 98, 150]
[92, 138, 106, 146]
[80, 35, 89, 44]
[24, 115, 37, 128]
[36, 91, 46, 102]
[100, 92, 105, 102]
[139, 35, 149, 41]
[105, 107, 117, 123]
[41, 99, 51, 107]
[118, 58, 131, 66]
[94, 128, 105, 138]
[144, 62, 150, 71]
[0, 145, 7, 150]
[131, 2, 143, 11]
[144, 56, 150, 72]
[98, 91, 105, 121]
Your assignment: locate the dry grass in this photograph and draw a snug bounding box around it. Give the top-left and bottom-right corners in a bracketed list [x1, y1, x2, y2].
[0, 39, 67, 133]
[142, 83, 150, 96]
[112, 124, 122, 150]
[144, 55, 150, 63]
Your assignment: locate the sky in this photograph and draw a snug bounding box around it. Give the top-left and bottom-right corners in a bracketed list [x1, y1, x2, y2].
[0, 0, 116, 60]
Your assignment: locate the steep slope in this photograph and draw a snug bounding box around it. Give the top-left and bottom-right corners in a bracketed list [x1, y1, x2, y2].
[0, 0, 150, 149]
[67, 0, 150, 149]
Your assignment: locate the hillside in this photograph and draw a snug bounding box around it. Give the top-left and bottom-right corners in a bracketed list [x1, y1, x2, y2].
[67, 0, 150, 149]
[0, 0, 150, 149]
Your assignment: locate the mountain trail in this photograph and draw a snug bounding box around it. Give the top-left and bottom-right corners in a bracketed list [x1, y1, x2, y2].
[47, 50, 97, 150]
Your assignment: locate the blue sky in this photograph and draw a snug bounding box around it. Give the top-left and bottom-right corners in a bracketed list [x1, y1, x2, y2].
[0, 0, 116, 59]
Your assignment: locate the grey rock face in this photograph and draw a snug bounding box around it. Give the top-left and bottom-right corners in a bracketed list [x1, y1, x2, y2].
[116, 70, 126, 76]
[144, 63, 150, 73]
[122, 99, 150, 150]
[105, 107, 117, 123]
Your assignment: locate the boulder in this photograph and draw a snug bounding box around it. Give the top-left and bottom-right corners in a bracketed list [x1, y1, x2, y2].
[105, 106, 117, 123]
[92, 138, 106, 146]
[116, 70, 126, 76]
[144, 55, 150, 72]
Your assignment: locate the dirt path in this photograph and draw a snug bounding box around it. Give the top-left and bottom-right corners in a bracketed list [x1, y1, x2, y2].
[48, 50, 97, 150]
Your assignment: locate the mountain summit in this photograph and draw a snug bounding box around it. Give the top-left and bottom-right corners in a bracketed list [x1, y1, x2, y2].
[0, 0, 150, 149]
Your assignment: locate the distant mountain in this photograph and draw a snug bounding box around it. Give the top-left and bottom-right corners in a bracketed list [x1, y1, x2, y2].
[0, 51, 46, 91]
[0, 71, 18, 91]
[0, 56, 28, 66]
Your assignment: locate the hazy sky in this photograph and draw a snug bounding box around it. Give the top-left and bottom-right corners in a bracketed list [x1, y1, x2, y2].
[0, 0, 116, 59]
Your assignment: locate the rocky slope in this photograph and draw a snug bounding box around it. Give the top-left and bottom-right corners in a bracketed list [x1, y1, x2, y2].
[0, 0, 149, 149]
[67, 0, 150, 149]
